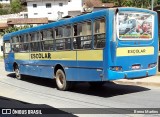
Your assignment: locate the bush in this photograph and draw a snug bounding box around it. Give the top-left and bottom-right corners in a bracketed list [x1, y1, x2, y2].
[0, 3, 3, 8]
[0, 9, 10, 15]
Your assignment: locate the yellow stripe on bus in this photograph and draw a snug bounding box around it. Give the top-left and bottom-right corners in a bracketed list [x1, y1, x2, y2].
[116, 47, 154, 56]
[15, 50, 103, 61]
[77, 50, 103, 61]
[15, 53, 30, 60]
[30, 51, 76, 60]
[51, 51, 76, 60]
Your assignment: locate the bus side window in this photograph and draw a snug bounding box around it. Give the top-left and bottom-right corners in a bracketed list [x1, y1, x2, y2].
[12, 36, 20, 52]
[23, 34, 30, 52]
[55, 26, 71, 50]
[94, 18, 106, 48]
[41, 29, 54, 51]
[4, 42, 11, 53]
[73, 21, 92, 49]
[30, 32, 41, 51]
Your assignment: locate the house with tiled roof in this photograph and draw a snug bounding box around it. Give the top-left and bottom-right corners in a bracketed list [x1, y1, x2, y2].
[7, 18, 48, 27]
[84, 0, 114, 8]
[83, 0, 114, 12]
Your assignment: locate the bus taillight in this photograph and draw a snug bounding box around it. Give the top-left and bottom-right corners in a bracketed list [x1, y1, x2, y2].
[110, 66, 122, 71]
[148, 63, 157, 68]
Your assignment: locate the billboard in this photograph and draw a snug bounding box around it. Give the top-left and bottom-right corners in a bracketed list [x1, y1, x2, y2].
[118, 12, 154, 40]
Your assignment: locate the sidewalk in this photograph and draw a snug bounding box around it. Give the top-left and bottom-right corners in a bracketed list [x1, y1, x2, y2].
[114, 73, 160, 87]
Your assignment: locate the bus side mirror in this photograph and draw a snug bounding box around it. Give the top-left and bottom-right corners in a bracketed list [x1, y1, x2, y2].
[1, 46, 3, 52]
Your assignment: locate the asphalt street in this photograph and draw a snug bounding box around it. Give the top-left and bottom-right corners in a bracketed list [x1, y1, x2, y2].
[0, 62, 160, 117]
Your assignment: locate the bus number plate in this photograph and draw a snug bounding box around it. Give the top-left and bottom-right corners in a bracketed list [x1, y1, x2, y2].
[132, 65, 140, 70]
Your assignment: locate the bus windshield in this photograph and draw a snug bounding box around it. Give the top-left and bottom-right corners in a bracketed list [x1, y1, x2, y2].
[117, 12, 154, 40]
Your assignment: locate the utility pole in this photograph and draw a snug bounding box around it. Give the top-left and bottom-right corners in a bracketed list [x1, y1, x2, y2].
[151, 0, 154, 10]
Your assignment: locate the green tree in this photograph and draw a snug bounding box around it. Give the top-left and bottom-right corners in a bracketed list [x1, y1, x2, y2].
[102, 0, 158, 8]
[10, 0, 22, 13]
[0, 25, 33, 37]
[101, 0, 109, 3]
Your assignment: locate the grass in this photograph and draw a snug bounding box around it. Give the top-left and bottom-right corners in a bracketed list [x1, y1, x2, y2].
[0, 56, 4, 61]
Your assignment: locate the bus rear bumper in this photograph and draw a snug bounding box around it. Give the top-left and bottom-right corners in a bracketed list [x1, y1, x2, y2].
[107, 67, 157, 81]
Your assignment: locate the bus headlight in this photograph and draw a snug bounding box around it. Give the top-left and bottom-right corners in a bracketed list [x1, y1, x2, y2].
[110, 66, 122, 71]
[148, 63, 157, 68]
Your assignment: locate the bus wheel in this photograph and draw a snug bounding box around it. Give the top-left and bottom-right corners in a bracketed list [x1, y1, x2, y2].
[14, 66, 22, 80]
[88, 82, 105, 87]
[55, 69, 70, 91]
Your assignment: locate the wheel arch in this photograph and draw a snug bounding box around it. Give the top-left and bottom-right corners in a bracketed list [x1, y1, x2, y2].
[13, 62, 18, 71]
[54, 64, 65, 76]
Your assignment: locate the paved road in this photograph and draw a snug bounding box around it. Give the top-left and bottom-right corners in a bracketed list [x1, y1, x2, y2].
[0, 62, 160, 117]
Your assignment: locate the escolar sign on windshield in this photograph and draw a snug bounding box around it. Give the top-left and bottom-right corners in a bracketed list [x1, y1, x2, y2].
[116, 47, 154, 56]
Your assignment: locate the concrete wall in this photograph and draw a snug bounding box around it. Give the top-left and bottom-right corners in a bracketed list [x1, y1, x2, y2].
[0, 38, 3, 57]
[0, 0, 10, 4]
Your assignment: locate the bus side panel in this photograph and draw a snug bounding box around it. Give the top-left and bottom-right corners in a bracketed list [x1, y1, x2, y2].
[64, 68, 79, 81]
[4, 53, 15, 72]
[76, 68, 103, 81]
[76, 50, 103, 81]
[4, 62, 14, 72]
[65, 67, 103, 81]
[75, 61, 103, 81]
[20, 64, 54, 78]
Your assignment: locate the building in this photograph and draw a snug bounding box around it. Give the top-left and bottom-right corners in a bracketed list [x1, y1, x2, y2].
[0, 0, 10, 4]
[7, 17, 48, 27]
[25, 0, 83, 21]
[84, 0, 114, 12]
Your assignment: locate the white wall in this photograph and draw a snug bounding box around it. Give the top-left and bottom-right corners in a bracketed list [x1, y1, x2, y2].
[0, 0, 10, 4]
[27, 0, 83, 21]
[0, 38, 3, 56]
[67, 0, 82, 11]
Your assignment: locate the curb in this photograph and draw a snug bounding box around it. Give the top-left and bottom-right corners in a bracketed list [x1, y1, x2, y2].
[114, 80, 160, 87]
[114, 75, 160, 87]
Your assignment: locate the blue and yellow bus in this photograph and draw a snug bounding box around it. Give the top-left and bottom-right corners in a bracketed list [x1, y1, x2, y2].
[3, 7, 159, 90]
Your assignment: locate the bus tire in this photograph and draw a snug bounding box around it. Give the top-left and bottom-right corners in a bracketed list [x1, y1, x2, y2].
[55, 69, 70, 91]
[88, 82, 105, 87]
[14, 65, 22, 80]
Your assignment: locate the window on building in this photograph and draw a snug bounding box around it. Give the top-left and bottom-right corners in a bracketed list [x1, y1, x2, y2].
[34, 13, 38, 15]
[33, 4, 37, 8]
[46, 3, 51, 8]
[59, 3, 63, 6]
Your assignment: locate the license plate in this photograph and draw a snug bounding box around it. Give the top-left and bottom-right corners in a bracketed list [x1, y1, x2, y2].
[132, 65, 140, 70]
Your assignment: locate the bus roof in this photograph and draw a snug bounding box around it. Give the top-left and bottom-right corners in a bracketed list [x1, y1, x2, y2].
[3, 7, 156, 41]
